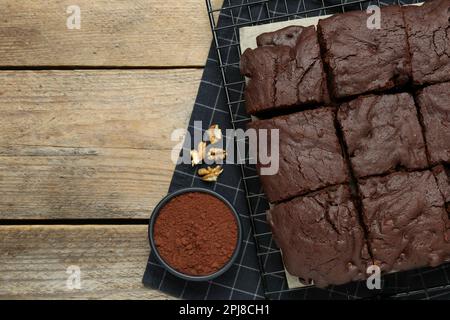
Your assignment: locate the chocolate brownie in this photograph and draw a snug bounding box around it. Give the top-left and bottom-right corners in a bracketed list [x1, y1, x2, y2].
[248, 107, 349, 203]
[240, 26, 329, 115]
[337, 93, 428, 178]
[239, 46, 280, 116]
[416, 82, 450, 166]
[403, 0, 450, 86]
[359, 171, 450, 273]
[433, 165, 450, 203]
[317, 6, 411, 99]
[267, 184, 369, 288]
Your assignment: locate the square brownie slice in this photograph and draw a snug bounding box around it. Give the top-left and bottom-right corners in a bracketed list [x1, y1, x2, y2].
[267, 184, 369, 288]
[403, 0, 450, 86]
[240, 26, 329, 115]
[248, 107, 349, 203]
[359, 171, 450, 273]
[317, 6, 411, 99]
[337, 93, 428, 178]
[416, 82, 450, 166]
[239, 46, 280, 116]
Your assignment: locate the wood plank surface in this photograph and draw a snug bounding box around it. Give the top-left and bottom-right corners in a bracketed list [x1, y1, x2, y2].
[0, 0, 223, 67]
[0, 69, 202, 219]
[0, 225, 170, 300]
[0, 0, 228, 300]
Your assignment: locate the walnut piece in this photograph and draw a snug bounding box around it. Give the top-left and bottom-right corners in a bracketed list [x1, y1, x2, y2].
[207, 148, 227, 162]
[190, 124, 226, 179]
[190, 141, 207, 166]
[190, 150, 201, 166]
[198, 165, 223, 182]
[208, 124, 222, 144]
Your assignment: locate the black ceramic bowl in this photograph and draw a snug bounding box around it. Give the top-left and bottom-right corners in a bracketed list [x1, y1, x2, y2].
[148, 187, 243, 281]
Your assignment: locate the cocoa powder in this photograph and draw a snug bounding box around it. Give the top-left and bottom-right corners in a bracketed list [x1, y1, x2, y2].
[153, 192, 238, 276]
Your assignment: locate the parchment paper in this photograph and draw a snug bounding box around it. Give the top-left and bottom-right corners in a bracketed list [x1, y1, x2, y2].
[240, 15, 330, 52]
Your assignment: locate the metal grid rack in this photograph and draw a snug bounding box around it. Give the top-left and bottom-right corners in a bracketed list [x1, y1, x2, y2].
[205, 0, 450, 300]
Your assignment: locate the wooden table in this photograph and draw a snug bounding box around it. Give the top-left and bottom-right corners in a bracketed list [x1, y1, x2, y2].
[0, 0, 223, 300]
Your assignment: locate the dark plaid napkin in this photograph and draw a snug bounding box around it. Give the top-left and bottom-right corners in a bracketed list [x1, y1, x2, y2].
[141, 5, 265, 298]
[142, 42, 265, 299]
[143, 0, 450, 300]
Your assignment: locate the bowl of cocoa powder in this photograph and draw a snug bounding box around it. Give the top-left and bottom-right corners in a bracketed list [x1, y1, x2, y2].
[149, 188, 242, 281]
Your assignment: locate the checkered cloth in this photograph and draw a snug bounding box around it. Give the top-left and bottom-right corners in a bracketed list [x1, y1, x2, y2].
[143, 0, 450, 300]
[141, 31, 265, 300]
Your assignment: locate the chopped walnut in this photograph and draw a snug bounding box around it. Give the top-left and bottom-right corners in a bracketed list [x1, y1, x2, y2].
[208, 124, 223, 144]
[190, 124, 226, 178]
[190, 150, 201, 166]
[207, 148, 227, 162]
[190, 141, 207, 166]
[198, 166, 223, 182]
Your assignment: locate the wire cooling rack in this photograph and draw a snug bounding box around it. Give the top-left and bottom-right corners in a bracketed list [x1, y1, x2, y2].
[205, 0, 450, 300]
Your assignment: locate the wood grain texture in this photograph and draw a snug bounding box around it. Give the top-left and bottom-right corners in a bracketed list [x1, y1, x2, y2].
[0, 0, 222, 67]
[0, 0, 226, 300]
[0, 225, 171, 300]
[0, 69, 202, 219]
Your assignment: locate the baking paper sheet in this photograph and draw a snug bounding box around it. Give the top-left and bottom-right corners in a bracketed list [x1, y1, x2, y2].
[240, 15, 330, 52]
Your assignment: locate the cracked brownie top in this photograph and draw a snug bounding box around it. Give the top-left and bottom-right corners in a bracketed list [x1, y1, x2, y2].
[359, 170, 450, 273]
[433, 164, 450, 204]
[317, 6, 411, 99]
[337, 92, 428, 179]
[268, 184, 370, 288]
[240, 25, 329, 115]
[248, 107, 349, 203]
[403, 0, 450, 86]
[416, 81, 450, 166]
